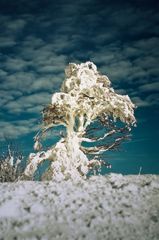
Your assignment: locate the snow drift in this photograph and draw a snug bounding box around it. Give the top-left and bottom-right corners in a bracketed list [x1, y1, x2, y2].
[0, 174, 159, 240]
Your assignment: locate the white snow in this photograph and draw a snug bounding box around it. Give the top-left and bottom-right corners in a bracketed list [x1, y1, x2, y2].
[0, 174, 159, 240]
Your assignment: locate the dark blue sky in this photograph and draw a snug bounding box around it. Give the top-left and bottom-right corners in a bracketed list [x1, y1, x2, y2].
[0, 0, 159, 174]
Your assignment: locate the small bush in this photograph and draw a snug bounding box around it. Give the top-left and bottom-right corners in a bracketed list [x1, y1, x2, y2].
[0, 144, 24, 182]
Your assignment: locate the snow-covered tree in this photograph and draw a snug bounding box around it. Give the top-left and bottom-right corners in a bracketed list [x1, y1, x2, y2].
[24, 62, 136, 181]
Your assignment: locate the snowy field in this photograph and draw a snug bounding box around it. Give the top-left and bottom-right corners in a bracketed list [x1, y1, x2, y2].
[0, 173, 159, 240]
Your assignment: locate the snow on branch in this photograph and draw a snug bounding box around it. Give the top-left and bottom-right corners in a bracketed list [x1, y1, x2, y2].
[24, 61, 136, 181]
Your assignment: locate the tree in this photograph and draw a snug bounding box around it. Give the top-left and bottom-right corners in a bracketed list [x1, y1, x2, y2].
[24, 62, 136, 181]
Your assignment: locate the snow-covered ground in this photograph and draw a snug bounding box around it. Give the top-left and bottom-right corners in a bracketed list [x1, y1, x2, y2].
[0, 173, 159, 240]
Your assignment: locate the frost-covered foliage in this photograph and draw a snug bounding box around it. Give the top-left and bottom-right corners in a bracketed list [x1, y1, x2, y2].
[0, 144, 23, 182]
[24, 62, 136, 181]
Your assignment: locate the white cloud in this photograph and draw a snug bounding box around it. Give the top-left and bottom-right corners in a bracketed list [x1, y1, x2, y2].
[0, 90, 14, 107]
[0, 118, 38, 139]
[0, 69, 8, 77]
[4, 92, 51, 114]
[0, 15, 26, 33]
[6, 19, 26, 32]
[146, 93, 159, 106]
[139, 82, 159, 93]
[31, 76, 62, 92]
[131, 97, 150, 107]
[1, 72, 36, 92]
[4, 58, 29, 72]
[0, 37, 16, 48]
[132, 93, 159, 108]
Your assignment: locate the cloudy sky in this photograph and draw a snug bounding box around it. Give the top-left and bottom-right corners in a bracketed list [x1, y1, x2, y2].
[0, 0, 159, 174]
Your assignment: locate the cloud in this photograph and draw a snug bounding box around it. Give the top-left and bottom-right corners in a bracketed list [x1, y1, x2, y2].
[146, 93, 159, 106]
[0, 118, 38, 139]
[6, 19, 26, 32]
[138, 82, 159, 93]
[0, 16, 27, 49]
[0, 69, 8, 77]
[4, 92, 51, 115]
[4, 58, 29, 72]
[0, 90, 14, 109]
[0, 72, 36, 92]
[92, 36, 159, 83]
[131, 97, 150, 107]
[0, 37, 16, 48]
[132, 93, 159, 108]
